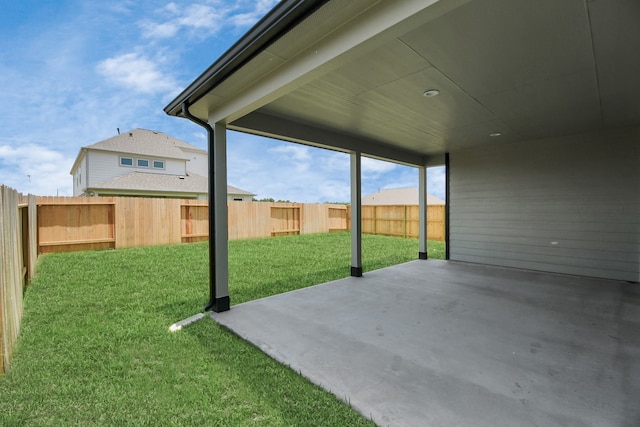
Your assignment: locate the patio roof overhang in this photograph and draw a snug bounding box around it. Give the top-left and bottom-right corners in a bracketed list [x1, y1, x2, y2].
[164, 0, 640, 311]
[165, 0, 640, 166]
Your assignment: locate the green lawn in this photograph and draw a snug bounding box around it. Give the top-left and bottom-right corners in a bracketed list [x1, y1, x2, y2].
[0, 232, 444, 426]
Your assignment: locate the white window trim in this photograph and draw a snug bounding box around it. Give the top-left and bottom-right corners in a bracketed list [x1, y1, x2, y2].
[120, 157, 134, 167]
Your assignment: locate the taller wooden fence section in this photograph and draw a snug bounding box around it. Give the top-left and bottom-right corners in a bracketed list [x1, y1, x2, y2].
[1, 186, 37, 374]
[359, 205, 445, 241]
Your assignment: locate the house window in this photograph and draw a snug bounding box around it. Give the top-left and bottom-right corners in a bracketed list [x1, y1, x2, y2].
[120, 157, 133, 166]
[137, 159, 149, 168]
[153, 160, 165, 169]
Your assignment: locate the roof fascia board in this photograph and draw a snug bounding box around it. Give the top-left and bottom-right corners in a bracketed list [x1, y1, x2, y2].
[164, 0, 328, 117]
[230, 110, 426, 167]
[204, 0, 470, 126]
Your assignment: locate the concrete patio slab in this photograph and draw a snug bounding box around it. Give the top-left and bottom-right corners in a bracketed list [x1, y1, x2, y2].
[211, 260, 640, 427]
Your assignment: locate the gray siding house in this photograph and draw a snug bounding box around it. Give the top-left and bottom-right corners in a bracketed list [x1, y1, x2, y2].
[70, 128, 254, 200]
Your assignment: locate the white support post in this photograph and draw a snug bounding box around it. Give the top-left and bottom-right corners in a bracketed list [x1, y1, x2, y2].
[350, 151, 362, 277]
[212, 122, 230, 310]
[418, 165, 428, 259]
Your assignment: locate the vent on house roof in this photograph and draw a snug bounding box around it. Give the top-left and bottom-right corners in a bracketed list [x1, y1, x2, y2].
[179, 176, 185, 180]
[129, 132, 133, 137]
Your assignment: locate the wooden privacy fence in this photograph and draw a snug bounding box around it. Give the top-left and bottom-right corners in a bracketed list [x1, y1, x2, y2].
[2, 192, 444, 374]
[35, 197, 444, 254]
[37, 197, 350, 253]
[1, 186, 37, 374]
[356, 204, 445, 241]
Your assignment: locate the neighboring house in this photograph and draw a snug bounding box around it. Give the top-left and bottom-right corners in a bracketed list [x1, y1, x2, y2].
[362, 188, 445, 206]
[227, 185, 255, 201]
[70, 128, 254, 200]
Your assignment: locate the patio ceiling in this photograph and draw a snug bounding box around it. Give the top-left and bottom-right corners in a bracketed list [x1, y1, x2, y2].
[166, 0, 640, 166]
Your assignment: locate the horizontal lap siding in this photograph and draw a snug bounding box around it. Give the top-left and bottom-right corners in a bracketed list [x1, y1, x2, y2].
[449, 128, 640, 282]
[88, 151, 185, 188]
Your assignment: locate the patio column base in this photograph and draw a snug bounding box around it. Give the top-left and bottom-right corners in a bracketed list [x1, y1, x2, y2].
[206, 296, 230, 313]
[419, 252, 428, 260]
[351, 266, 363, 277]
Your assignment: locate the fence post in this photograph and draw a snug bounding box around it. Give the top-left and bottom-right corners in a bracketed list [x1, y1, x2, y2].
[373, 205, 377, 235]
[404, 205, 408, 238]
[0, 185, 25, 374]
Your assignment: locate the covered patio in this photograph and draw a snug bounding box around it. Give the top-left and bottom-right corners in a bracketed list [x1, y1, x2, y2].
[165, 0, 640, 425]
[212, 260, 640, 426]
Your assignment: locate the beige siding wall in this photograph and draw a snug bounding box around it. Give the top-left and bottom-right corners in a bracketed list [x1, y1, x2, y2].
[449, 127, 640, 282]
[184, 149, 208, 177]
[73, 154, 87, 196]
[87, 150, 186, 188]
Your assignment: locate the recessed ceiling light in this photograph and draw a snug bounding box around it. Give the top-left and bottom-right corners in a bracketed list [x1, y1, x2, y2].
[489, 132, 502, 137]
[423, 89, 440, 97]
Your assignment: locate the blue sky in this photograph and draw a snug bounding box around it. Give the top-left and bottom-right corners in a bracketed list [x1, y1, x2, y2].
[0, 0, 445, 202]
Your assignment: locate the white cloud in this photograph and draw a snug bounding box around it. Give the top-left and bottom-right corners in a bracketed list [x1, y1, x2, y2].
[141, 3, 223, 38]
[142, 21, 180, 38]
[0, 144, 74, 196]
[178, 4, 221, 29]
[229, 0, 279, 27]
[270, 144, 311, 162]
[427, 166, 446, 200]
[362, 157, 397, 175]
[96, 53, 179, 94]
[140, 0, 279, 40]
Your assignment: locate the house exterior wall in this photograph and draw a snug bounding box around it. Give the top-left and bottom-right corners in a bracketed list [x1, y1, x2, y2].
[86, 150, 187, 188]
[449, 127, 639, 282]
[227, 194, 253, 202]
[72, 153, 87, 196]
[182, 148, 208, 177]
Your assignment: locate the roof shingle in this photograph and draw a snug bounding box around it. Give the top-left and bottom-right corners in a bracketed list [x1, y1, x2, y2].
[85, 128, 201, 160]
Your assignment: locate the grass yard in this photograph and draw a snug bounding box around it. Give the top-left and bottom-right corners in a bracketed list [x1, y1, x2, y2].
[0, 232, 444, 426]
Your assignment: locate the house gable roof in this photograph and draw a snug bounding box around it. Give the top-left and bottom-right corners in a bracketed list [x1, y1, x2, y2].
[71, 128, 204, 175]
[227, 185, 256, 196]
[88, 171, 254, 197]
[85, 128, 198, 160]
[362, 188, 445, 206]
